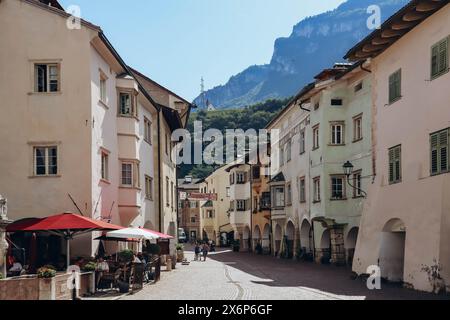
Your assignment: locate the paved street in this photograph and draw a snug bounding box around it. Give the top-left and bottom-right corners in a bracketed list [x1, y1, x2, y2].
[122, 246, 448, 300]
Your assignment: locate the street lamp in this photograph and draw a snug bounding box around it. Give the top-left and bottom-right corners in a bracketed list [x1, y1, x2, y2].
[342, 161, 367, 198]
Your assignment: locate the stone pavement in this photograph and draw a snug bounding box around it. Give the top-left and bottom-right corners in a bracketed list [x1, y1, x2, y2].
[121, 246, 449, 300]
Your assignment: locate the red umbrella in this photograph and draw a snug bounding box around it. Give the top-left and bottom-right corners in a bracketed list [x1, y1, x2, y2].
[7, 213, 123, 267]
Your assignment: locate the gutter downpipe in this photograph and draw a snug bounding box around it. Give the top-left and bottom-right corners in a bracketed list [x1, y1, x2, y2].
[157, 110, 162, 232]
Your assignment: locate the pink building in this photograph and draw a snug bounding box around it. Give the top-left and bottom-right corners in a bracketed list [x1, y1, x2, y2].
[345, 1, 450, 293]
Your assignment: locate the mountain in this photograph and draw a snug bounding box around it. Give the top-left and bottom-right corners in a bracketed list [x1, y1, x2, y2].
[193, 0, 409, 109]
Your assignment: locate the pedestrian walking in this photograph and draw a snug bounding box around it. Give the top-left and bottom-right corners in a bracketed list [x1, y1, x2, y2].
[202, 243, 210, 262]
[194, 243, 201, 261]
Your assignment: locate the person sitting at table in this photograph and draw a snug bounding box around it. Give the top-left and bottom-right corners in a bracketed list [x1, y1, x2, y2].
[133, 254, 142, 263]
[8, 257, 23, 276]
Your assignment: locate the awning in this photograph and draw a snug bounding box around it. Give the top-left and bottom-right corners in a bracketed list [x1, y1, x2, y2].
[107, 227, 159, 240]
[142, 228, 174, 240]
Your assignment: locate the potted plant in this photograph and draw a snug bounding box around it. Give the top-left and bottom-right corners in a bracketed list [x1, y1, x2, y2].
[118, 249, 134, 263]
[82, 262, 97, 272]
[0, 273, 3, 280]
[176, 244, 184, 262]
[146, 244, 161, 256]
[37, 267, 57, 279]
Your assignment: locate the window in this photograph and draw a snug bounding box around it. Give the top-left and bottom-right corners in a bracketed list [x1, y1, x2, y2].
[34, 146, 58, 176]
[272, 186, 285, 208]
[207, 210, 215, 218]
[236, 172, 246, 184]
[119, 92, 133, 116]
[252, 166, 260, 180]
[286, 140, 292, 162]
[314, 102, 320, 110]
[190, 217, 196, 223]
[353, 171, 362, 198]
[313, 125, 320, 150]
[171, 182, 175, 209]
[331, 176, 346, 200]
[145, 176, 153, 200]
[353, 115, 363, 142]
[236, 200, 248, 211]
[34, 63, 59, 93]
[330, 122, 345, 145]
[389, 145, 402, 184]
[431, 37, 448, 79]
[121, 163, 133, 186]
[166, 177, 170, 206]
[299, 129, 306, 154]
[430, 129, 449, 175]
[165, 134, 169, 155]
[226, 187, 231, 197]
[389, 69, 402, 104]
[189, 201, 198, 209]
[229, 173, 235, 185]
[101, 151, 109, 181]
[313, 177, 321, 203]
[286, 183, 292, 205]
[354, 82, 363, 93]
[100, 76, 107, 103]
[253, 196, 259, 212]
[260, 192, 271, 209]
[279, 145, 285, 166]
[331, 99, 343, 106]
[144, 117, 152, 144]
[299, 177, 306, 203]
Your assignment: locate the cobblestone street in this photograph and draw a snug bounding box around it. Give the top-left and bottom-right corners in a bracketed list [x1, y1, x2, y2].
[121, 246, 448, 300]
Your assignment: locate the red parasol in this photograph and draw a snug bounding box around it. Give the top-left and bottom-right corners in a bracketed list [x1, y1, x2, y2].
[6, 213, 123, 267]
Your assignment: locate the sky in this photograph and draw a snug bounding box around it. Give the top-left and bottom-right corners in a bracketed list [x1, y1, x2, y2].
[59, 0, 346, 101]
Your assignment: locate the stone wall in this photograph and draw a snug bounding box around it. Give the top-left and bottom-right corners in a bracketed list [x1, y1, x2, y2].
[330, 227, 346, 266]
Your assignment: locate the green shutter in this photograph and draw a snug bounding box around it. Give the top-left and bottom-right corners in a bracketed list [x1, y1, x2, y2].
[431, 133, 439, 175]
[438, 38, 448, 74]
[389, 146, 401, 183]
[389, 70, 401, 104]
[439, 130, 448, 172]
[389, 148, 395, 183]
[431, 38, 449, 78]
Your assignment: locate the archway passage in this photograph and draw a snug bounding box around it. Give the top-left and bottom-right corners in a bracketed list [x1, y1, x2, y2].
[379, 219, 406, 283]
[319, 229, 331, 264]
[243, 226, 251, 251]
[346, 227, 359, 267]
[285, 221, 295, 259]
[274, 224, 282, 256]
[253, 225, 262, 252]
[300, 220, 313, 261]
[262, 224, 271, 254]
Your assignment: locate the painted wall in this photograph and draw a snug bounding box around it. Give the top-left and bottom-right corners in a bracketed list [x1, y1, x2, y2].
[353, 4, 450, 293]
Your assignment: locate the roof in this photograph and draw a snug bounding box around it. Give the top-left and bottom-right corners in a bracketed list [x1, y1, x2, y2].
[269, 172, 285, 183]
[160, 104, 183, 132]
[345, 0, 449, 61]
[39, 0, 64, 10]
[178, 178, 203, 189]
[129, 67, 192, 106]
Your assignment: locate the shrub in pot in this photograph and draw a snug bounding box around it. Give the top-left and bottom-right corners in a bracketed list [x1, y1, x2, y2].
[176, 244, 184, 262]
[146, 244, 161, 256]
[82, 262, 97, 272]
[118, 249, 134, 262]
[37, 267, 57, 279]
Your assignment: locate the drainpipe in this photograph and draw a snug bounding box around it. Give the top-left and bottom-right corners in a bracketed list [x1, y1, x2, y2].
[157, 110, 162, 232]
[249, 164, 253, 252]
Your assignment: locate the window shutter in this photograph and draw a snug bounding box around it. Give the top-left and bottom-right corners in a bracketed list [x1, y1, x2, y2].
[439, 130, 449, 172]
[431, 133, 439, 175]
[395, 146, 401, 181]
[438, 38, 448, 74]
[389, 149, 395, 182]
[431, 44, 439, 77]
[388, 74, 395, 103]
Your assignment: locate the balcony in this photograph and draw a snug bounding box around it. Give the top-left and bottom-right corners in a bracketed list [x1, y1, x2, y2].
[118, 186, 141, 226]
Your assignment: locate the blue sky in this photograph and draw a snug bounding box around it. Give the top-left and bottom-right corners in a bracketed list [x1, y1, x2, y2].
[60, 0, 345, 101]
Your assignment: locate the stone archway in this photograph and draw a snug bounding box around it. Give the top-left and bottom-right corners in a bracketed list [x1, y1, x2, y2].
[262, 224, 271, 254]
[380, 218, 406, 283]
[318, 229, 331, 264]
[345, 227, 359, 267]
[274, 224, 282, 256]
[300, 219, 313, 254]
[253, 225, 262, 251]
[285, 221, 295, 259]
[242, 226, 251, 251]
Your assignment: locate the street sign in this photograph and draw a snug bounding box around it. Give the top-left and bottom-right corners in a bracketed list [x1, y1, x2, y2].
[188, 193, 218, 201]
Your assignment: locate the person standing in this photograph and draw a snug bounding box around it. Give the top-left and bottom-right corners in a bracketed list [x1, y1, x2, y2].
[202, 243, 210, 262]
[194, 243, 200, 261]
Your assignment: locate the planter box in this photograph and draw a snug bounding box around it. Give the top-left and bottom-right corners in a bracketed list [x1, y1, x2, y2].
[0, 272, 94, 300]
